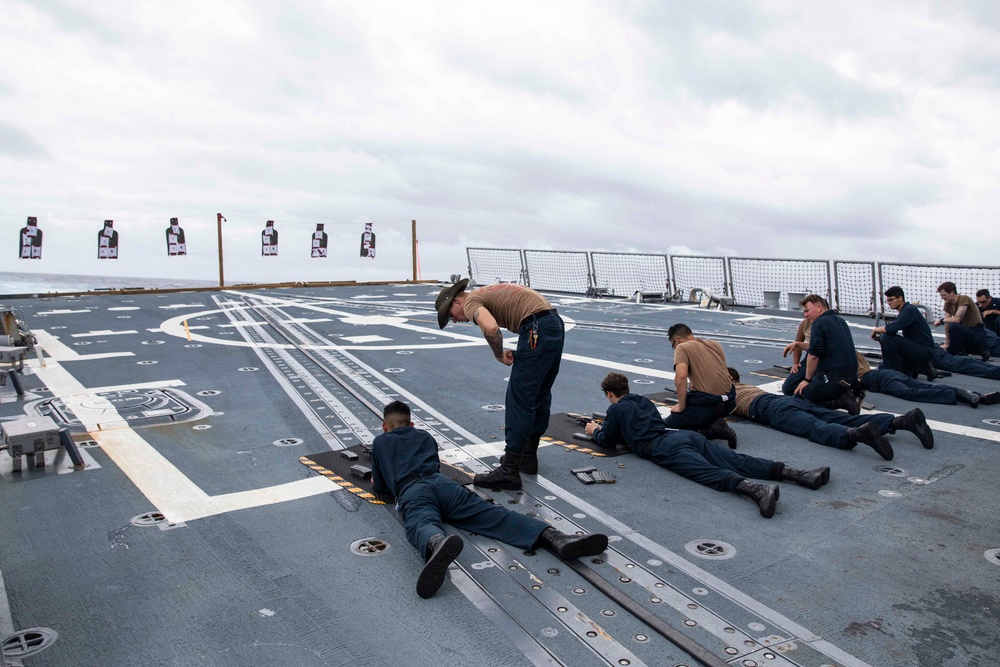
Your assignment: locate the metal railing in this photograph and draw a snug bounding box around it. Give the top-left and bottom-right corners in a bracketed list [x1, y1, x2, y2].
[465, 248, 1000, 318]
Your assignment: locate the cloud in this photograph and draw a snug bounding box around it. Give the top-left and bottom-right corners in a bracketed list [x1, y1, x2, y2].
[1, 0, 999, 283]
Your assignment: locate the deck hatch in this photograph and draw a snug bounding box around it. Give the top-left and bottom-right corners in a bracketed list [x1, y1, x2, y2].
[1, 627, 58, 659]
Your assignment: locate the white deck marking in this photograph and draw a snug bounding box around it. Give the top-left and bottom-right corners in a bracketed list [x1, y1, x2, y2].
[37, 309, 91, 315]
[72, 330, 138, 337]
[28, 356, 336, 524]
[35, 330, 135, 361]
[107, 306, 140, 311]
[158, 303, 206, 310]
[340, 335, 392, 343]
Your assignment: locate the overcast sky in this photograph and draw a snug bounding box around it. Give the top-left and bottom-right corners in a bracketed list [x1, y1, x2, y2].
[3, 1, 999, 284]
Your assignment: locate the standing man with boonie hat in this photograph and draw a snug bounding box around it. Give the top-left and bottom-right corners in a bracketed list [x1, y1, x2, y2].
[436, 279, 563, 489]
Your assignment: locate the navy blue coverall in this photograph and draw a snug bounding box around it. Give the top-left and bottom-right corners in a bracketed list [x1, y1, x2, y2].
[860, 369, 958, 405]
[506, 311, 564, 455]
[592, 394, 781, 492]
[879, 302, 934, 376]
[371, 426, 547, 558]
[749, 394, 895, 449]
[930, 347, 1000, 381]
[782, 310, 858, 403]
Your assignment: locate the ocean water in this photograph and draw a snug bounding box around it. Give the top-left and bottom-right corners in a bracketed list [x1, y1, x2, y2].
[0, 271, 218, 296]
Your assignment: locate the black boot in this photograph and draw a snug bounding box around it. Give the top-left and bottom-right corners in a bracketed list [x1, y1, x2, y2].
[914, 362, 938, 381]
[825, 392, 861, 416]
[781, 466, 831, 490]
[416, 534, 464, 599]
[891, 408, 934, 449]
[846, 422, 894, 460]
[978, 391, 1000, 405]
[537, 527, 608, 560]
[955, 387, 980, 408]
[501, 439, 539, 474]
[474, 451, 523, 490]
[734, 479, 779, 518]
[697, 417, 738, 449]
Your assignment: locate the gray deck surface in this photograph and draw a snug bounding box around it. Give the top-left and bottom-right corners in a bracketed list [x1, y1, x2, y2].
[1, 284, 998, 667]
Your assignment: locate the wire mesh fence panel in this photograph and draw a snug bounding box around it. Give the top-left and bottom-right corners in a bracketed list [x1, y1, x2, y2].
[523, 250, 591, 293]
[878, 263, 1000, 318]
[834, 261, 876, 316]
[590, 252, 670, 298]
[727, 258, 831, 309]
[467, 248, 525, 285]
[669, 256, 727, 301]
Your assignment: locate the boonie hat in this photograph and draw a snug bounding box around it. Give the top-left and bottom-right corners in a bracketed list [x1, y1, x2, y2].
[435, 278, 469, 329]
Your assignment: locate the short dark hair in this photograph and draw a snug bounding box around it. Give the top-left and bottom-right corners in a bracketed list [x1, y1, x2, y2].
[383, 400, 411, 429]
[884, 286, 905, 300]
[667, 323, 692, 340]
[977, 289, 992, 298]
[937, 281, 957, 294]
[799, 294, 828, 308]
[601, 372, 629, 398]
[727, 367, 741, 382]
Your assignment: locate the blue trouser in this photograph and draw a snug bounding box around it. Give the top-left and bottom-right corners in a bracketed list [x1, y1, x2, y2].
[751, 395, 894, 449]
[931, 347, 1000, 380]
[986, 329, 1000, 355]
[399, 475, 547, 557]
[663, 386, 736, 430]
[861, 369, 956, 405]
[505, 313, 564, 455]
[647, 430, 780, 492]
[782, 369, 851, 403]
[878, 334, 932, 376]
[946, 322, 988, 356]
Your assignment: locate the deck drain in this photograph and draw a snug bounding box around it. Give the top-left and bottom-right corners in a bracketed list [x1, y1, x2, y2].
[192, 424, 211, 430]
[685, 539, 736, 560]
[238, 367, 259, 372]
[634, 379, 654, 385]
[351, 538, 389, 556]
[633, 358, 652, 363]
[877, 466, 907, 476]
[141, 340, 165, 345]
[384, 368, 405, 373]
[1, 627, 58, 659]
[743, 359, 763, 364]
[395, 350, 413, 355]
[982, 418, 1000, 427]
[482, 404, 505, 411]
[185, 343, 203, 348]
[273, 438, 304, 447]
[984, 548, 1000, 566]
[197, 390, 221, 396]
[878, 490, 902, 498]
[77, 440, 99, 448]
[131, 512, 168, 527]
[620, 341, 637, 344]
[137, 360, 158, 365]
[72, 341, 91, 346]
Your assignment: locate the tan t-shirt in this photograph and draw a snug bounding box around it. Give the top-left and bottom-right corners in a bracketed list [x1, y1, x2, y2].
[463, 284, 552, 333]
[673, 338, 733, 395]
[733, 382, 766, 418]
[945, 294, 983, 327]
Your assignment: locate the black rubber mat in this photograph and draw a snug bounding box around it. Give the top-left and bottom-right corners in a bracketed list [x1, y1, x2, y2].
[542, 413, 629, 457]
[301, 444, 474, 505]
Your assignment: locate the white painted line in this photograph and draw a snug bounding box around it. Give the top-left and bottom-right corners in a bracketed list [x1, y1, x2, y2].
[179, 477, 337, 522]
[88, 379, 186, 394]
[33, 357, 336, 523]
[107, 306, 140, 311]
[72, 330, 138, 337]
[285, 318, 332, 324]
[158, 303, 206, 310]
[34, 330, 135, 362]
[341, 335, 392, 343]
[37, 309, 91, 315]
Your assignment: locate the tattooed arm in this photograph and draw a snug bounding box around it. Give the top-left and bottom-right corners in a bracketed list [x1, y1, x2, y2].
[472, 306, 514, 365]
